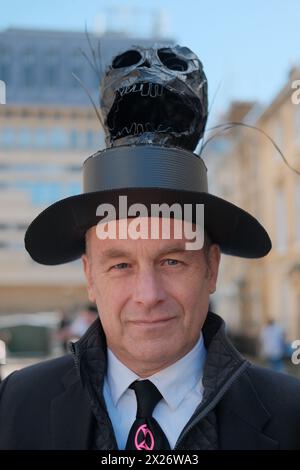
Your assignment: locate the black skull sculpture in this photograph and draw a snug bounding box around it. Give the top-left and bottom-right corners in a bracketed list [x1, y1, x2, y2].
[100, 45, 208, 151]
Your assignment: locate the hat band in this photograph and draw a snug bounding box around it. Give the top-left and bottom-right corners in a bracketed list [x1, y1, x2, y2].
[83, 145, 208, 193]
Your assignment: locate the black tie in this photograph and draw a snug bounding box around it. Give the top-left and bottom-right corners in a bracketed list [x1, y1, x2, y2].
[125, 380, 171, 450]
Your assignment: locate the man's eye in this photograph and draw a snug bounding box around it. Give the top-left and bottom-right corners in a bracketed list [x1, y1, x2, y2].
[162, 259, 180, 266]
[112, 262, 129, 270]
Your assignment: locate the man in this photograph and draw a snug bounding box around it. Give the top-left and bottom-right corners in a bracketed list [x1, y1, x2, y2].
[0, 45, 300, 450]
[0, 144, 300, 450]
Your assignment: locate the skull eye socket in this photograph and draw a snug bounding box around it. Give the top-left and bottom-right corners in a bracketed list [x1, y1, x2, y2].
[157, 49, 188, 72]
[112, 50, 143, 69]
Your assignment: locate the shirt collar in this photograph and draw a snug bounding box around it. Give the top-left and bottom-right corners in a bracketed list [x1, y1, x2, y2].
[106, 349, 139, 407]
[106, 334, 206, 410]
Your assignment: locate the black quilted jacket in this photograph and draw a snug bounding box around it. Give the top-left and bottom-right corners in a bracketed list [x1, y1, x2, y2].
[1, 312, 300, 449]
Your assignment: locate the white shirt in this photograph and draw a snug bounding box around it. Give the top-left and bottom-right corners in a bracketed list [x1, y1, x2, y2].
[103, 335, 207, 449]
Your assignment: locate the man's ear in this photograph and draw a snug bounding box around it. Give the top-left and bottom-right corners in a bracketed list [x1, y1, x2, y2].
[208, 244, 221, 294]
[82, 254, 96, 303]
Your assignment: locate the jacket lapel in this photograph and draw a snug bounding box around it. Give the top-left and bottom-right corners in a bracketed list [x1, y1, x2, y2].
[218, 370, 279, 450]
[50, 366, 94, 450]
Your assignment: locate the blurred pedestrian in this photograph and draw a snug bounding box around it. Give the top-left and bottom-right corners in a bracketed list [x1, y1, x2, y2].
[56, 303, 98, 349]
[260, 319, 286, 372]
[0, 339, 6, 383]
[56, 310, 72, 353]
[68, 303, 98, 340]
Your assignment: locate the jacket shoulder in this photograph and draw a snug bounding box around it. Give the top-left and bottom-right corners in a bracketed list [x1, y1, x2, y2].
[0, 354, 76, 404]
[246, 363, 300, 401]
[218, 362, 300, 449]
[0, 355, 79, 450]
[241, 363, 300, 447]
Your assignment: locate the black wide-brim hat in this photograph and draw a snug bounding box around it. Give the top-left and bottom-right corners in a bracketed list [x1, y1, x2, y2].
[25, 145, 271, 265]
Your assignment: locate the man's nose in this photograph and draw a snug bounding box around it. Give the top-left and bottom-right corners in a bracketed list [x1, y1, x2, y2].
[132, 269, 166, 308]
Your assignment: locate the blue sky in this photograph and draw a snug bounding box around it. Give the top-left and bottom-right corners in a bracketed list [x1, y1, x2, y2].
[1, 0, 300, 119]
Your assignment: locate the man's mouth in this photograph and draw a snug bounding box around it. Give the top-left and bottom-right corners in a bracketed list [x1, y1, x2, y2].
[130, 317, 176, 326]
[107, 82, 197, 141]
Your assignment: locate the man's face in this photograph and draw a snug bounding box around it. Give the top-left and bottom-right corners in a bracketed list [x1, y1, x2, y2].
[82, 218, 220, 377]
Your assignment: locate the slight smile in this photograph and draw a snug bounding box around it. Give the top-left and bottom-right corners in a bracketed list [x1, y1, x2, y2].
[130, 317, 176, 326]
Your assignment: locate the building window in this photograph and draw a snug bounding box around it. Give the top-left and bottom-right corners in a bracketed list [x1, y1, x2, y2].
[21, 182, 81, 206]
[51, 128, 67, 149]
[23, 65, 35, 87]
[90, 71, 100, 90]
[53, 112, 62, 120]
[70, 129, 78, 148]
[86, 129, 94, 148]
[45, 49, 59, 87]
[0, 63, 10, 84]
[45, 65, 56, 87]
[73, 131, 86, 148]
[70, 49, 83, 88]
[67, 164, 81, 172]
[0, 46, 11, 83]
[34, 128, 48, 149]
[66, 182, 81, 196]
[275, 188, 287, 252]
[20, 109, 30, 118]
[37, 110, 46, 119]
[22, 49, 36, 88]
[18, 128, 32, 148]
[0, 128, 14, 148]
[32, 182, 61, 205]
[14, 181, 61, 206]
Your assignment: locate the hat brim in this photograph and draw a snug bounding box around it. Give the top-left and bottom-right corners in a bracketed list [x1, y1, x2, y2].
[24, 187, 271, 265]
